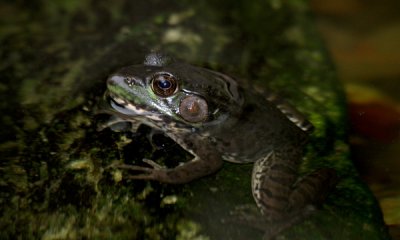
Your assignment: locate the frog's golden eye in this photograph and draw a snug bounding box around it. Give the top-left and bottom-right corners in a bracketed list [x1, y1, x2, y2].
[151, 73, 177, 97]
[179, 95, 208, 123]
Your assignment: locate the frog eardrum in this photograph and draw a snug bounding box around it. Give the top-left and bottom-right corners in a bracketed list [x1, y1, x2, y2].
[179, 95, 208, 123]
[151, 72, 177, 97]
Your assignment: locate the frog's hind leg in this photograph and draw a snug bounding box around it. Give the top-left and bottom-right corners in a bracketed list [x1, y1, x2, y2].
[251, 151, 337, 239]
[252, 151, 297, 221]
[252, 152, 337, 218]
[288, 168, 338, 211]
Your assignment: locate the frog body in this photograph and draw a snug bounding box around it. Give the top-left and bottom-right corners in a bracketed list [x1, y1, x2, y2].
[101, 52, 336, 237]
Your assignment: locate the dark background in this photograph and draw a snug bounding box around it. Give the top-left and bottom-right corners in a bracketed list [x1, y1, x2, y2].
[312, 0, 400, 238]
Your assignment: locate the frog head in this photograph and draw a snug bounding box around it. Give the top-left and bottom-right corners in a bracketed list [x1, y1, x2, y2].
[106, 52, 243, 129]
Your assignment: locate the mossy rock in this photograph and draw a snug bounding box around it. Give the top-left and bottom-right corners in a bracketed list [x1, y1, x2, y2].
[0, 0, 390, 239]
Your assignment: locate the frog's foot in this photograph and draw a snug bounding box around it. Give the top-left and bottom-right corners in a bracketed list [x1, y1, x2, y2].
[109, 152, 222, 184]
[119, 158, 165, 170]
[261, 205, 316, 240]
[110, 159, 167, 181]
[229, 204, 316, 240]
[267, 206, 317, 240]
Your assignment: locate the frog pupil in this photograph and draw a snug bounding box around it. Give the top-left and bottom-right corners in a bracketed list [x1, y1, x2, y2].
[158, 79, 171, 89]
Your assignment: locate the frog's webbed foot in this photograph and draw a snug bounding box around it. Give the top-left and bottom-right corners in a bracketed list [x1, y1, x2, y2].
[108, 135, 223, 184]
[229, 204, 316, 240]
[118, 158, 165, 172]
[261, 206, 316, 240]
[109, 159, 167, 181]
[109, 150, 223, 184]
[249, 151, 337, 239]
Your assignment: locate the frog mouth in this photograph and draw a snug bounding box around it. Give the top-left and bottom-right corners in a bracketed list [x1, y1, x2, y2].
[107, 94, 163, 122]
[109, 95, 147, 116]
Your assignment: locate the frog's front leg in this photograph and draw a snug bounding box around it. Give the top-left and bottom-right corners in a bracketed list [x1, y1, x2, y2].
[252, 150, 337, 238]
[114, 135, 223, 184]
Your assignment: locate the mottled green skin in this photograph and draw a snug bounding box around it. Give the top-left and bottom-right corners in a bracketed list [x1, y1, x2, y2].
[0, 0, 390, 240]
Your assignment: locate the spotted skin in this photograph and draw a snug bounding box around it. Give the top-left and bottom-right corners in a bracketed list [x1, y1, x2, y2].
[265, 92, 314, 133]
[100, 52, 337, 239]
[251, 151, 337, 222]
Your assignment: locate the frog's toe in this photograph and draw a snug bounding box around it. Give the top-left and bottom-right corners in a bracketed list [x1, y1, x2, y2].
[109, 158, 165, 172]
[112, 163, 159, 180]
[126, 173, 158, 180]
[110, 162, 170, 181]
[114, 163, 154, 172]
[142, 158, 165, 169]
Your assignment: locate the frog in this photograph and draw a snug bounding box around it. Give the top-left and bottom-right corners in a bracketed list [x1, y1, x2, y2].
[99, 52, 337, 239]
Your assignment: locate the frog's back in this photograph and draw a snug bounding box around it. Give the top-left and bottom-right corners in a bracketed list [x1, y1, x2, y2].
[205, 89, 309, 164]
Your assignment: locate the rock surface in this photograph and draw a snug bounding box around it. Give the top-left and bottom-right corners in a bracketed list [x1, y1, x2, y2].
[0, 0, 390, 239]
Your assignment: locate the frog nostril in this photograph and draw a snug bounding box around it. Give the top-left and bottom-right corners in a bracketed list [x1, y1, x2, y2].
[124, 77, 135, 87]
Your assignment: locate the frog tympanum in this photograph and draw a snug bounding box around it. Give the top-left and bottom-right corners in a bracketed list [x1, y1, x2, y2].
[99, 52, 337, 239]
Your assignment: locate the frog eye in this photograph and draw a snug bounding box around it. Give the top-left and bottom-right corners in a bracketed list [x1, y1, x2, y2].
[179, 95, 208, 123]
[151, 73, 178, 97]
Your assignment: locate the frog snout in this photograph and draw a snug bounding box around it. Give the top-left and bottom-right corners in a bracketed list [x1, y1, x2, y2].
[107, 74, 123, 86]
[108, 73, 143, 88]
